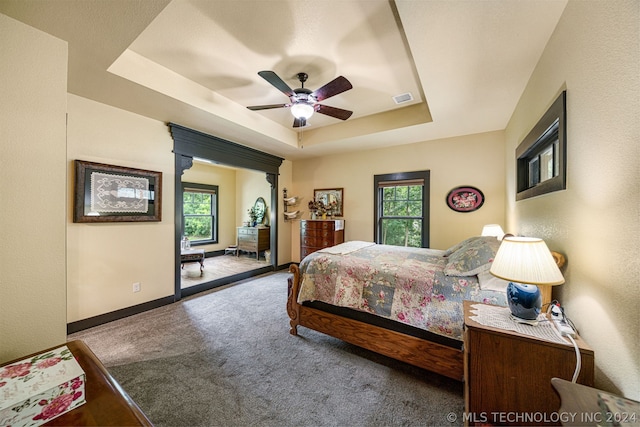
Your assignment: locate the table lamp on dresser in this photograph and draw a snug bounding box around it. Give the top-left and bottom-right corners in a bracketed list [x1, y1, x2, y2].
[489, 236, 565, 323]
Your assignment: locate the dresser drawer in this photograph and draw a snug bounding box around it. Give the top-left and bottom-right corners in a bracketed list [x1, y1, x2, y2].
[238, 228, 257, 236]
[302, 236, 334, 247]
[300, 220, 345, 259]
[239, 234, 258, 243]
[301, 220, 335, 231]
[301, 229, 334, 238]
[301, 247, 317, 258]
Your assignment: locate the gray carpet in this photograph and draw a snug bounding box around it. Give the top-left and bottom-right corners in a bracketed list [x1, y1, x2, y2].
[69, 272, 464, 427]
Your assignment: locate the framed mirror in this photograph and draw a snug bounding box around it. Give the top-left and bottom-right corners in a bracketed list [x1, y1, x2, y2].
[314, 188, 343, 217]
[254, 197, 267, 225]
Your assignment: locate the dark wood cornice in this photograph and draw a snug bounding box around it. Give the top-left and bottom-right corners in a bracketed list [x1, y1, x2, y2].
[168, 123, 283, 175]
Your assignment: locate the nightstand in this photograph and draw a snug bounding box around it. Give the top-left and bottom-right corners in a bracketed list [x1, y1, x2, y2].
[463, 301, 595, 426]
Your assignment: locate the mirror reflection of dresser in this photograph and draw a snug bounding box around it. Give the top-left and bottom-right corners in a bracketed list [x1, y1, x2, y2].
[238, 197, 270, 260]
[237, 226, 270, 260]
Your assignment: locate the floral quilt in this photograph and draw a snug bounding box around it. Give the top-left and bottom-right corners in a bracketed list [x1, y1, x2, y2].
[298, 242, 507, 341]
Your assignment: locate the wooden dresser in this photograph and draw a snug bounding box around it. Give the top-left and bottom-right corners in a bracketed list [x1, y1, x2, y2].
[300, 219, 345, 258]
[237, 226, 270, 260]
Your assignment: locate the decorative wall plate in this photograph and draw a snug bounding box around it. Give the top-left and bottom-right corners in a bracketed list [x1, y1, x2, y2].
[446, 186, 485, 212]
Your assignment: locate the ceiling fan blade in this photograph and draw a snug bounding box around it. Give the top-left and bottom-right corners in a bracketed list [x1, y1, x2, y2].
[258, 71, 295, 98]
[293, 117, 307, 128]
[247, 103, 289, 111]
[315, 104, 353, 121]
[312, 76, 353, 102]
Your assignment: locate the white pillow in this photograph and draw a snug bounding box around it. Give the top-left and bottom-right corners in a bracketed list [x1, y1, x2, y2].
[477, 271, 510, 293]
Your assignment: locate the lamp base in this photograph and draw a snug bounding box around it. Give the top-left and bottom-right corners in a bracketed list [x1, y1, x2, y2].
[506, 282, 542, 321]
[509, 313, 540, 326]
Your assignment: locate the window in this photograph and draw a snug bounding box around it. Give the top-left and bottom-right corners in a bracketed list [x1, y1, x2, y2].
[516, 91, 566, 200]
[374, 171, 430, 248]
[183, 183, 218, 244]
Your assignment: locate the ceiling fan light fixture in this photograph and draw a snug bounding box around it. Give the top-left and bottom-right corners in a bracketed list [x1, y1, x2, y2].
[290, 102, 315, 120]
[248, 71, 353, 127]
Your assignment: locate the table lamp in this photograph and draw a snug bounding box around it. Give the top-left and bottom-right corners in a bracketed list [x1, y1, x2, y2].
[489, 236, 565, 323]
[481, 224, 505, 240]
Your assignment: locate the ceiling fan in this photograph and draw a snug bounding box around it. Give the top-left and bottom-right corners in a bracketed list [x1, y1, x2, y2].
[247, 71, 353, 128]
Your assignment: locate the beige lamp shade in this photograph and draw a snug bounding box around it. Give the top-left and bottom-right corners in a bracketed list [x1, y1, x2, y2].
[481, 224, 505, 240]
[489, 236, 565, 285]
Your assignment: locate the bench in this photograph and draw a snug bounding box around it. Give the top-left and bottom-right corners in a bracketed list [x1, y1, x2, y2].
[180, 248, 205, 275]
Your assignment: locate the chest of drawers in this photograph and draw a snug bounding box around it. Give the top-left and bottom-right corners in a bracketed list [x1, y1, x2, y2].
[237, 226, 270, 260]
[300, 219, 345, 259]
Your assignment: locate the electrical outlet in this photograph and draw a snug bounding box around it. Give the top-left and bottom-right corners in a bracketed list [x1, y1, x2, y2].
[133, 282, 141, 293]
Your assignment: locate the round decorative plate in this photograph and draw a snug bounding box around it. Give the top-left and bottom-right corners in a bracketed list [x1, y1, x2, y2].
[446, 186, 485, 212]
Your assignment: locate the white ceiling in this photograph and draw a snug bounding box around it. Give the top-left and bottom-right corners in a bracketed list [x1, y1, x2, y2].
[0, 0, 567, 160]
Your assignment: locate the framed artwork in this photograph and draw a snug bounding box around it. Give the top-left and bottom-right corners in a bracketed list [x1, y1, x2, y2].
[73, 160, 162, 223]
[313, 188, 344, 217]
[446, 186, 484, 213]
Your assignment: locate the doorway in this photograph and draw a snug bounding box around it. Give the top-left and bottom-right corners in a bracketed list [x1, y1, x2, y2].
[180, 163, 272, 292]
[169, 123, 283, 300]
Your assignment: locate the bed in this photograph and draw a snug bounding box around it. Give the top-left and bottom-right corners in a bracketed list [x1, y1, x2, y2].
[287, 236, 558, 381]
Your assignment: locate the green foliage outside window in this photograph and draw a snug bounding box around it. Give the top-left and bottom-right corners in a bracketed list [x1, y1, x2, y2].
[380, 185, 422, 247]
[183, 192, 213, 241]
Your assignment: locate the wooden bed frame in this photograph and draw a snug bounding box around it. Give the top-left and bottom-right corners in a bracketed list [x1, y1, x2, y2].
[287, 264, 465, 380]
[286, 251, 565, 381]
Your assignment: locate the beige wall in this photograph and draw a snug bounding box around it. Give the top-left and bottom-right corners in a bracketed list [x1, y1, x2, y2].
[505, 0, 639, 398]
[66, 94, 175, 323]
[290, 131, 506, 261]
[0, 14, 68, 361]
[65, 96, 287, 324]
[235, 168, 272, 228]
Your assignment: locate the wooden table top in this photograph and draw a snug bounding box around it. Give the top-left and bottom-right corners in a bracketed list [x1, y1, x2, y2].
[3, 340, 153, 426]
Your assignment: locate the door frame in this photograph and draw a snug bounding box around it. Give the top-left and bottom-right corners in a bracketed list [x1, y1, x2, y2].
[169, 123, 284, 300]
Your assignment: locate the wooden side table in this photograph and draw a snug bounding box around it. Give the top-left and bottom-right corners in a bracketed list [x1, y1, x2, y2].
[463, 301, 595, 426]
